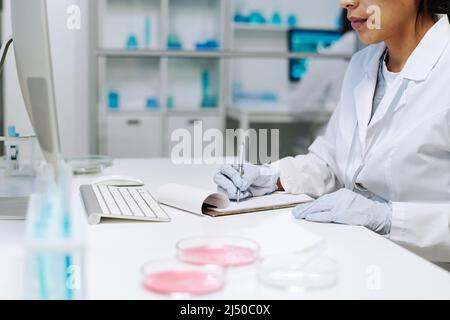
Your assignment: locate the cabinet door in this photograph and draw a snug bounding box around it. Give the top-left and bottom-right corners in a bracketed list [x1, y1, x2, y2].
[106, 114, 163, 158]
[167, 115, 223, 156]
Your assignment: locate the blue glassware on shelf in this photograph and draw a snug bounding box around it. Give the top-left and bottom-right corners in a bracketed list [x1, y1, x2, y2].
[271, 12, 282, 25]
[206, 40, 219, 48]
[196, 43, 206, 50]
[167, 34, 183, 50]
[234, 12, 249, 24]
[144, 17, 152, 48]
[201, 95, 217, 108]
[146, 97, 159, 109]
[167, 96, 175, 109]
[232, 81, 279, 105]
[287, 14, 298, 28]
[260, 92, 278, 103]
[196, 39, 220, 51]
[249, 11, 266, 24]
[202, 96, 217, 108]
[8, 126, 20, 137]
[108, 91, 120, 110]
[201, 70, 217, 108]
[126, 34, 139, 50]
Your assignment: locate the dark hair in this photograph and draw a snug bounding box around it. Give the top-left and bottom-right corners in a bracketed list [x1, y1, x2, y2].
[341, 9, 352, 35]
[417, 0, 450, 22]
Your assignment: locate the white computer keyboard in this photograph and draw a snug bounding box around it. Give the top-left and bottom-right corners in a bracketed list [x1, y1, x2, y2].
[80, 185, 171, 225]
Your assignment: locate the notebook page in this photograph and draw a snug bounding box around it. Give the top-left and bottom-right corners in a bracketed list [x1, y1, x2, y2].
[156, 183, 229, 216]
[209, 192, 313, 214]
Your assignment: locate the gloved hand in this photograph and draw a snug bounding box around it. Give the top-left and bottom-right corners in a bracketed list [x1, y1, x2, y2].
[292, 189, 392, 235]
[214, 164, 279, 201]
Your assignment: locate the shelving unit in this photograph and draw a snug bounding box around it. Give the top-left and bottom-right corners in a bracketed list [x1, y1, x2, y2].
[96, 49, 353, 59]
[90, 0, 351, 158]
[233, 23, 289, 32]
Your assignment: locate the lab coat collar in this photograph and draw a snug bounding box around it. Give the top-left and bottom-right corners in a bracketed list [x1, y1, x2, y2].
[363, 15, 450, 81]
[362, 43, 386, 80]
[353, 74, 376, 151]
[401, 15, 450, 81]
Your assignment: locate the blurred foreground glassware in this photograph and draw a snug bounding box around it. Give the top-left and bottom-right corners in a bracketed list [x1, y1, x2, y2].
[142, 259, 225, 296]
[66, 155, 113, 175]
[257, 241, 339, 291]
[177, 236, 260, 267]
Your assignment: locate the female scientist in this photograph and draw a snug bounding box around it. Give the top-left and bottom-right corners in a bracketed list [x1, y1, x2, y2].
[215, 0, 450, 264]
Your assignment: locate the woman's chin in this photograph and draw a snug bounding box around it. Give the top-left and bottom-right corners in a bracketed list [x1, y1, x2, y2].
[357, 32, 384, 45]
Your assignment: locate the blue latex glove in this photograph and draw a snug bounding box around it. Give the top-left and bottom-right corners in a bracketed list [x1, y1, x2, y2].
[214, 164, 279, 201]
[292, 189, 392, 235]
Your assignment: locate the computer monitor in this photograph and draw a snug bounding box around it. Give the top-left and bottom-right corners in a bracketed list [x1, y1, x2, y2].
[10, 0, 62, 167]
[288, 29, 343, 82]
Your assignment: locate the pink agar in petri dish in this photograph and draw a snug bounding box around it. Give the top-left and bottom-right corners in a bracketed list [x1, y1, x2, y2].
[144, 270, 224, 295]
[179, 245, 258, 267]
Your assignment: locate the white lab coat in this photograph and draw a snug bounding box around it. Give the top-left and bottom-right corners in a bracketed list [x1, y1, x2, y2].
[279, 15, 450, 262]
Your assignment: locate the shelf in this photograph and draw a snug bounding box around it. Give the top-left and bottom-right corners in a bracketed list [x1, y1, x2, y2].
[96, 49, 352, 60]
[101, 0, 162, 50]
[168, 0, 223, 51]
[233, 23, 289, 32]
[103, 57, 160, 114]
[104, 109, 162, 115]
[97, 49, 222, 59]
[227, 106, 332, 124]
[103, 108, 221, 116]
[167, 108, 221, 115]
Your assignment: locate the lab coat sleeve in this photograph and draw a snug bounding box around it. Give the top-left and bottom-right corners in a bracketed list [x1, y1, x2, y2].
[278, 106, 342, 198]
[390, 202, 450, 262]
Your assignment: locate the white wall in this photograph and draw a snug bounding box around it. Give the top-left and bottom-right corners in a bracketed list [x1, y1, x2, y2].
[2, 0, 90, 158]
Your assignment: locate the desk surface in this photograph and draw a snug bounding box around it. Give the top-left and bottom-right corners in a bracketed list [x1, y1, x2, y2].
[1, 159, 450, 300]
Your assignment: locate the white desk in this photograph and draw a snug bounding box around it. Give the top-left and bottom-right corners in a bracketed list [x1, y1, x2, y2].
[1, 159, 450, 300]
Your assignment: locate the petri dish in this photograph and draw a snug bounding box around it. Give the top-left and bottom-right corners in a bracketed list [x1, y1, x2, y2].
[66, 155, 113, 175]
[176, 236, 260, 267]
[142, 259, 226, 296]
[257, 251, 339, 292]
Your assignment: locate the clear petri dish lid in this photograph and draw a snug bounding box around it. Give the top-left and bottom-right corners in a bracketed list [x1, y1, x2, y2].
[66, 155, 113, 175]
[257, 242, 339, 292]
[141, 258, 226, 297]
[176, 236, 260, 267]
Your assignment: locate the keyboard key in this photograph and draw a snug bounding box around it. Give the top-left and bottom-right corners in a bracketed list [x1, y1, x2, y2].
[138, 189, 170, 219]
[109, 187, 132, 216]
[119, 188, 144, 217]
[129, 188, 156, 218]
[98, 185, 121, 215]
[92, 185, 109, 214]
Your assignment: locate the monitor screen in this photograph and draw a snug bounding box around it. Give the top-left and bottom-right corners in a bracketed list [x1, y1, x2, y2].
[288, 29, 342, 82]
[11, 0, 62, 167]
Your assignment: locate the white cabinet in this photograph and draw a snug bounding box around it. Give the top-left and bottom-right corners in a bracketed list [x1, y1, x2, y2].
[105, 114, 163, 158]
[167, 115, 222, 135]
[166, 115, 223, 154]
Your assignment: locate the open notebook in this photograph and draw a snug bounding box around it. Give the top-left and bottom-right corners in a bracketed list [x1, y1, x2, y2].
[155, 183, 314, 217]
